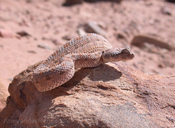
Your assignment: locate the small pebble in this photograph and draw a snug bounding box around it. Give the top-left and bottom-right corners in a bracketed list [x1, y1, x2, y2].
[161, 6, 172, 15]
[77, 29, 86, 36]
[84, 21, 107, 37]
[17, 31, 31, 37]
[37, 43, 51, 50]
[27, 50, 36, 54]
[0, 29, 15, 38]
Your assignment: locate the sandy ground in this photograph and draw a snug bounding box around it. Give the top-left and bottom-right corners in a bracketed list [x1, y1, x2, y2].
[0, 0, 175, 87]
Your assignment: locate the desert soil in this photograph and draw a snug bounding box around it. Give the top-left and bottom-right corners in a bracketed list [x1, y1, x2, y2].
[0, 0, 175, 87]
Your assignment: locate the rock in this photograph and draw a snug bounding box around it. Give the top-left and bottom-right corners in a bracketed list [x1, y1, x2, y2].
[115, 31, 128, 40]
[85, 0, 122, 3]
[0, 77, 9, 112]
[42, 37, 60, 45]
[63, 0, 83, 6]
[0, 29, 16, 38]
[117, 33, 126, 39]
[84, 0, 97, 2]
[37, 43, 51, 50]
[166, 0, 175, 3]
[63, 0, 123, 4]
[84, 21, 107, 37]
[64, 0, 123, 5]
[97, 21, 108, 30]
[0, 61, 175, 127]
[62, 34, 75, 41]
[114, 31, 128, 45]
[16, 31, 31, 37]
[161, 6, 172, 15]
[108, 0, 123, 2]
[26, 0, 32, 3]
[27, 50, 37, 54]
[130, 34, 174, 51]
[77, 28, 86, 36]
[51, 39, 60, 45]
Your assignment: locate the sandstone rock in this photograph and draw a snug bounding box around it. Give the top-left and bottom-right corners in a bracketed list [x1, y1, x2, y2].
[166, 0, 175, 3]
[62, 34, 75, 41]
[37, 43, 51, 50]
[0, 77, 9, 112]
[0, 29, 16, 38]
[84, 21, 107, 37]
[130, 34, 174, 51]
[0, 62, 174, 127]
[85, 0, 122, 3]
[16, 30, 31, 37]
[77, 28, 86, 36]
[161, 6, 172, 16]
[63, 0, 83, 6]
[64, 0, 123, 4]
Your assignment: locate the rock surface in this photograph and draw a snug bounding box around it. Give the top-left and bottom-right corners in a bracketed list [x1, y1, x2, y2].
[64, 0, 83, 5]
[130, 34, 174, 51]
[85, 0, 122, 2]
[0, 77, 9, 112]
[64, 0, 122, 5]
[167, 0, 175, 3]
[0, 29, 16, 38]
[85, 21, 107, 37]
[0, 62, 175, 128]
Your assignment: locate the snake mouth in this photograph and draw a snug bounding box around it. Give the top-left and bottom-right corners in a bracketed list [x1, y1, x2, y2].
[102, 47, 135, 62]
[121, 48, 135, 60]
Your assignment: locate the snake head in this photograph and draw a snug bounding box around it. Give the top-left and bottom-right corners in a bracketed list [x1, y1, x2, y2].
[102, 46, 134, 63]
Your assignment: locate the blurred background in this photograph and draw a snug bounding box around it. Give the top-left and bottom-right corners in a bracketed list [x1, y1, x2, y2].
[0, 0, 175, 86]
